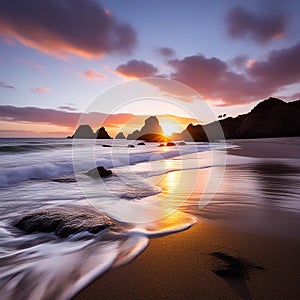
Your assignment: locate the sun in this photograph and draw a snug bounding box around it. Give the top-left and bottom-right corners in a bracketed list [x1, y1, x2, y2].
[159, 117, 184, 137]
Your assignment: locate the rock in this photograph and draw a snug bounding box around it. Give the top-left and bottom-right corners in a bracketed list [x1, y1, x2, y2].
[127, 130, 140, 140]
[102, 144, 112, 147]
[178, 141, 186, 145]
[127, 116, 166, 142]
[166, 142, 176, 146]
[127, 144, 135, 148]
[158, 143, 165, 147]
[72, 124, 95, 139]
[52, 177, 77, 183]
[137, 142, 145, 145]
[138, 133, 169, 142]
[85, 166, 112, 178]
[14, 207, 114, 237]
[115, 132, 126, 139]
[95, 127, 111, 139]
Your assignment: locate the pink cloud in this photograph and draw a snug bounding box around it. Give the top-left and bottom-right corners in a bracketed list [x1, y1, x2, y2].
[31, 87, 51, 94]
[116, 59, 159, 78]
[0, 0, 137, 59]
[82, 69, 106, 80]
[226, 6, 286, 43]
[15, 57, 47, 71]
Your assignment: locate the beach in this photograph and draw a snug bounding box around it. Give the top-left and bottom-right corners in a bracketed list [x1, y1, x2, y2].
[74, 137, 300, 300]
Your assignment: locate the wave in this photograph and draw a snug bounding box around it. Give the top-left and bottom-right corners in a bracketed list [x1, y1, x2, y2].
[0, 143, 73, 153]
[0, 143, 217, 188]
[0, 205, 195, 300]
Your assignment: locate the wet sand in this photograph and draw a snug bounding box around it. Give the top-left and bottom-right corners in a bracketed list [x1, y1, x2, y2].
[74, 137, 300, 300]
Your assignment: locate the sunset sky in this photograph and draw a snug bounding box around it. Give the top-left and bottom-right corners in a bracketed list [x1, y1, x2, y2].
[0, 0, 300, 137]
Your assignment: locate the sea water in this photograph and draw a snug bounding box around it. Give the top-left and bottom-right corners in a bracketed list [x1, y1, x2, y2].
[0, 138, 221, 300]
[1, 138, 299, 299]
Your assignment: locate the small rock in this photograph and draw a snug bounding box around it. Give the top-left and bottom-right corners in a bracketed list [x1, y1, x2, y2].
[166, 142, 176, 146]
[85, 166, 112, 178]
[137, 142, 145, 145]
[14, 207, 114, 237]
[128, 144, 135, 148]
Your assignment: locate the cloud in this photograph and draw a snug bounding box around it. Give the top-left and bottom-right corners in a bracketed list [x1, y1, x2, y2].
[0, 82, 14, 89]
[0, 105, 135, 129]
[226, 6, 286, 43]
[15, 57, 47, 71]
[31, 87, 51, 93]
[82, 69, 106, 80]
[247, 42, 300, 88]
[166, 42, 300, 105]
[58, 106, 78, 112]
[156, 47, 176, 58]
[0, 0, 137, 59]
[228, 55, 248, 70]
[116, 59, 159, 78]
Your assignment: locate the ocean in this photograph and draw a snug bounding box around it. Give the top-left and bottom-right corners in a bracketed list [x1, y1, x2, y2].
[1, 138, 299, 299]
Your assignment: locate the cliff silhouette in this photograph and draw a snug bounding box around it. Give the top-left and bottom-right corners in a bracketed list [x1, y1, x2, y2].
[178, 98, 300, 142]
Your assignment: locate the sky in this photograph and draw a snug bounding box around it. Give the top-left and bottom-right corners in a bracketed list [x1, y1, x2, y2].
[0, 0, 300, 137]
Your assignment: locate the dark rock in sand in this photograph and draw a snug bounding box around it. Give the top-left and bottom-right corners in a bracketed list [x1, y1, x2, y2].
[158, 143, 165, 147]
[14, 207, 114, 237]
[127, 144, 135, 148]
[115, 132, 126, 139]
[178, 141, 186, 145]
[211, 251, 265, 279]
[85, 166, 112, 178]
[137, 142, 145, 145]
[166, 142, 176, 146]
[102, 144, 112, 147]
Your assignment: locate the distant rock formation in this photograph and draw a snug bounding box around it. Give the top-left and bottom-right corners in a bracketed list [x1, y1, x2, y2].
[95, 127, 111, 139]
[69, 125, 111, 139]
[127, 116, 168, 142]
[115, 132, 126, 139]
[175, 98, 300, 141]
[14, 207, 114, 237]
[72, 124, 95, 139]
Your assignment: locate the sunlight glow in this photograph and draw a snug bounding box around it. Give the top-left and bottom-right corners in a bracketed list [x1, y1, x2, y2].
[158, 117, 185, 137]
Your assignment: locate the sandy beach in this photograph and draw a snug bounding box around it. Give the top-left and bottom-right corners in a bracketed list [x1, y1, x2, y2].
[74, 137, 300, 300]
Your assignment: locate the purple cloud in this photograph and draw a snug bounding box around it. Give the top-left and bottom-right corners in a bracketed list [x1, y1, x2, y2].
[166, 42, 300, 105]
[58, 106, 78, 112]
[116, 59, 159, 78]
[0, 82, 14, 89]
[156, 47, 176, 58]
[0, 0, 137, 58]
[226, 6, 286, 43]
[247, 42, 300, 88]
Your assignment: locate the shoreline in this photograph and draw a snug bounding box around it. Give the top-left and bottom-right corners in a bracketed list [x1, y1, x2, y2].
[74, 137, 300, 299]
